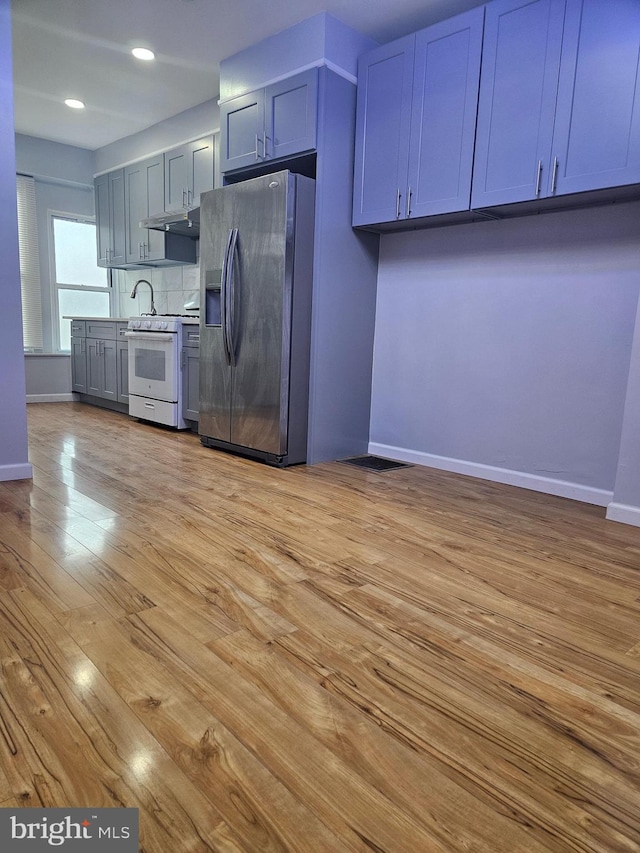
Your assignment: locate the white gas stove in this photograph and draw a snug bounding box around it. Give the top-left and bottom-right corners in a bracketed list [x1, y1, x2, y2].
[125, 314, 199, 429]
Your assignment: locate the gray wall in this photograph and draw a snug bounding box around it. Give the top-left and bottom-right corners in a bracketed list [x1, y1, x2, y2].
[15, 133, 94, 186]
[369, 201, 640, 505]
[94, 98, 219, 174]
[0, 0, 31, 480]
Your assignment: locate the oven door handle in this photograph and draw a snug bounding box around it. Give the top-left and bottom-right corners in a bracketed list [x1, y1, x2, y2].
[124, 331, 175, 342]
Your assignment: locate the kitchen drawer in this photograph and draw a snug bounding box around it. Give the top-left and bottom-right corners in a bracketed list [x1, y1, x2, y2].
[70, 320, 86, 336]
[86, 320, 118, 340]
[182, 324, 200, 348]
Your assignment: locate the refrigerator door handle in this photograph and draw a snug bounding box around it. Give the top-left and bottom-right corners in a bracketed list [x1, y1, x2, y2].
[220, 228, 234, 365]
[226, 228, 239, 367]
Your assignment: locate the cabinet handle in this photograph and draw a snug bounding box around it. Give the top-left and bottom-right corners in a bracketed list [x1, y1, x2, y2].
[396, 188, 402, 220]
[406, 187, 412, 219]
[182, 188, 187, 208]
[139, 242, 143, 261]
[551, 156, 559, 194]
[255, 133, 260, 161]
[535, 160, 543, 196]
[187, 188, 192, 207]
[81, 339, 85, 353]
[263, 131, 268, 159]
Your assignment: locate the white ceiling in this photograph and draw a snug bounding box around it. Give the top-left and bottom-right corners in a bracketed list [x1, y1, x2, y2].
[11, 0, 485, 151]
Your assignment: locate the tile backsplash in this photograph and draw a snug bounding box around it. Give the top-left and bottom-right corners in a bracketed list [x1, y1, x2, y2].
[113, 264, 200, 317]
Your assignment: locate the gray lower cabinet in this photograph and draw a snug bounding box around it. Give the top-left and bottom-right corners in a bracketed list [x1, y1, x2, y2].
[181, 324, 200, 423]
[70, 319, 129, 411]
[70, 320, 88, 393]
[116, 322, 129, 404]
[87, 337, 118, 400]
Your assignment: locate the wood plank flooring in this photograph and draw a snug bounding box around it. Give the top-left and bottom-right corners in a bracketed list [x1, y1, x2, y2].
[1, 401, 640, 851]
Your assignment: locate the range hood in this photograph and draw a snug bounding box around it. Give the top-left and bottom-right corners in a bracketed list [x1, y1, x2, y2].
[140, 207, 200, 238]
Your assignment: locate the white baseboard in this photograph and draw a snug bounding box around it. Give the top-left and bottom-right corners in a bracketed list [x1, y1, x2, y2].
[0, 463, 33, 482]
[606, 503, 640, 528]
[26, 393, 77, 403]
[368, 442, 613, 507]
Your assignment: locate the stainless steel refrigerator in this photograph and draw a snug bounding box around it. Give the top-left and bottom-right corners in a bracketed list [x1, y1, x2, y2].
[198, 171, 315, 466]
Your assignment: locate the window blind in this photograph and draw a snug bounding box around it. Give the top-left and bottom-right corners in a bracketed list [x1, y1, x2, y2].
[16, 174, 43, 350]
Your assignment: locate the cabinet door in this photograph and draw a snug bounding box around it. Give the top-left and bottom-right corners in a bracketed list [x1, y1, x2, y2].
[124, 162, 148, 264]
[87, 339, 102, 396]
[352, 35, 415, 226]
[125, 156, 165, 263]
[117, 339, 129, 404]
[71, 337, 87, 393]
[164, 145, 189, 211]
[95, 170, 125, 267]
[102, 339, 118, 400]
[220, 90, 265, 173]
[182, 347, 199, 421]
[164, 138, 214, 211]
[471, 0, 566, 208]
[265, 69, 317, 161]
[550, 0, 640, 196]
[144, 155, 166, 261]
[109, 169, 126, 266]
[95, 174, 110, 266]
[407, 8, 483, 218]
[189, 137, 215, 207]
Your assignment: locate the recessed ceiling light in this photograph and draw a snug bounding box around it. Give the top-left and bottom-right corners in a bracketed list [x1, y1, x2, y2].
[132, 47, 155, 61]
[64, 98, 85, 109]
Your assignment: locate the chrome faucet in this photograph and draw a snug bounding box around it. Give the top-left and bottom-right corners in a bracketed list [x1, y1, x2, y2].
[130, 279, 156, 315]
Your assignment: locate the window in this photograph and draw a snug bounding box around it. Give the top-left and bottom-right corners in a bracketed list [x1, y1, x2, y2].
[51, 215, 111, 351]
[16, 175, 43, 350]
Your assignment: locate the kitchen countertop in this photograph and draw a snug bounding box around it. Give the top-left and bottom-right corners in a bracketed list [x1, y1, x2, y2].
[64, 316, 200, 324]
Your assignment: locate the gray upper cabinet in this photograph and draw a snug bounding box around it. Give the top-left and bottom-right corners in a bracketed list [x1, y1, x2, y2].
[472, 0, 640, 208]
[352, 8, 484, 227]
[125, 155, 164, 264]
[164, 136, 215, 210]
[95, 169, 126, 267]
[352, 36, 415, 226]
[124, 155, 196, 267]
[550, 0, 640, 197]
[471, 0, 568, 208]
[220, 69, 318, 174]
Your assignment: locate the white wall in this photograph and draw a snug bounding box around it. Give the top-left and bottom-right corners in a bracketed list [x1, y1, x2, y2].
[0, 0, 31, 480]
[369, 201, 640, 506]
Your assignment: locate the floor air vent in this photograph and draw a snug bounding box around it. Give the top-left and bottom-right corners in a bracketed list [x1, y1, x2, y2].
[338, 455, 412, 472]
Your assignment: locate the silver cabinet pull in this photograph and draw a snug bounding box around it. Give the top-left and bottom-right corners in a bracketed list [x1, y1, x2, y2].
[551, 156, 559, 194]
[182, 188, 187, 208]
[396, 188, 402, 219]
[406, 186, 412, 218]
[263, 131, 268, 159]
[254, 133, 260, 161]
[535, 160, 543, 196]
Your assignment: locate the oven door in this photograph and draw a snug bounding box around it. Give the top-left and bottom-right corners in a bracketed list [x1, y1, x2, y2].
[126, 331, 178, 403]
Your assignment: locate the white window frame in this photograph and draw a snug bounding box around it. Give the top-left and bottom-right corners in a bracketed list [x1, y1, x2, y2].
[49, 211, 113, 352]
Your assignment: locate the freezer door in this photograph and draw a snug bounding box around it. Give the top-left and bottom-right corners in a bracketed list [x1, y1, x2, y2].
[198, 172, 297, 457]
[229, 172, 295, 455]
[198, 185, 234, 443]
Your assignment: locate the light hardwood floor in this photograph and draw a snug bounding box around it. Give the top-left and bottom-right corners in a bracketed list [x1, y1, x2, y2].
[1, 402, 639, 851]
